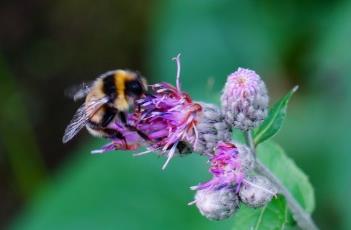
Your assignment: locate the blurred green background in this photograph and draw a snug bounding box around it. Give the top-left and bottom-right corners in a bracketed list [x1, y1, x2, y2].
[1, 0, 350, 229]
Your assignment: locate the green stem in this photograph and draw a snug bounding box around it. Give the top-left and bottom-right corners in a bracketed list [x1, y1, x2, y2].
[244, 131, 255, 158]
[244, 131, 318, 230]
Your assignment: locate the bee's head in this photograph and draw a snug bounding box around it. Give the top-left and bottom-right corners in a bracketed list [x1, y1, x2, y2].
[125, 71, 148, 98]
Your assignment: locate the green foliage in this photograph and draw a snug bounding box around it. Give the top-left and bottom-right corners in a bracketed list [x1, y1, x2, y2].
[232, 196, 294, 230]
[254, 86, 299, 145]
[230, 140, 315, 229]
[257, 141, 315, 213]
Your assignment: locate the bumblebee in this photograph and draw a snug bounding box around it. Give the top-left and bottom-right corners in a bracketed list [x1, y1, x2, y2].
[62, 69, 148, 143]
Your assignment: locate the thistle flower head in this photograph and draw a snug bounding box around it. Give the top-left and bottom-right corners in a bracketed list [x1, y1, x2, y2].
[221, 68, 269, 131]
[134, 55, 202, 169]
[192, 186, 239, 221]
[136, 83, 201, 148]
[192, 142, 244, 191]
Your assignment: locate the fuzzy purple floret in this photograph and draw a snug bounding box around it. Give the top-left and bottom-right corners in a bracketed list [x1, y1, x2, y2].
[192, 142, 244, 191]
[135, 82, 202, 168]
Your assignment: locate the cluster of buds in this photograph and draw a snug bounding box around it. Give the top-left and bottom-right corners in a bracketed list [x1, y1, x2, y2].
[189, 67, 276, 220]
[190, 142, 276, 220]
[88, 55, 277, 221]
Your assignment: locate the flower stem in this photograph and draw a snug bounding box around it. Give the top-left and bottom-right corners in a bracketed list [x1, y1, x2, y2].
[244, 131, 318, 230]
[244, 131, 255, 158]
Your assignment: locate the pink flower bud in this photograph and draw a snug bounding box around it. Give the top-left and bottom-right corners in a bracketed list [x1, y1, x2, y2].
[221, 68, 269, 131]
[194, 187, 239, 221]
[191, 142, 244, 191]
[239, 175, 277, 208]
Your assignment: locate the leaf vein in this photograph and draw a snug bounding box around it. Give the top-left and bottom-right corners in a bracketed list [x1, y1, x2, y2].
[254, 205, 267, 230]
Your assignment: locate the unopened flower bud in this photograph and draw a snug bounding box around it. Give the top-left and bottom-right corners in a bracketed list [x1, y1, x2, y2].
[239, 175, 277, 208]
[194, 187, 239, 221]
[236, 143, 255, 174]
[193, 103, 232, 155]
[221, 68, 269, 131]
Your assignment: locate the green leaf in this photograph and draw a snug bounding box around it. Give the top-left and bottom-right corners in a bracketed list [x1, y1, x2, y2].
[232, 196, 295, 230]
[254, 86, 299, 145]
[231, 140, 315, 229]
[257, 141, 315, 213]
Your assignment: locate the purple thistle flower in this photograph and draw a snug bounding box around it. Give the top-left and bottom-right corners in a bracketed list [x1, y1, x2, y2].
[132, 54, 202, 169]
[135, 82, 202, 169]
[221, 68, 269, 131]
[191, 141, 245, 191]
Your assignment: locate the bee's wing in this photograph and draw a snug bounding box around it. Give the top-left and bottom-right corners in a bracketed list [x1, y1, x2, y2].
[65, 82, 93, 101]
[62, 97, 108, 143]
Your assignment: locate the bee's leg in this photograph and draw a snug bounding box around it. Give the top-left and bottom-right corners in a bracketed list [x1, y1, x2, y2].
[125, 125, 150, 141]
[118, 111, 127, 124]
[118, 111, 150, 141]
[101, 107, 117, 127]
[136, 100, 144, 112]
[103, 128, 127, 147]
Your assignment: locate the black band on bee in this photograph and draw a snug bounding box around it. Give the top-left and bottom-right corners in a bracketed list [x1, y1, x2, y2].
[102, 73, 117, 100]
[87, 120, 100, 129]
